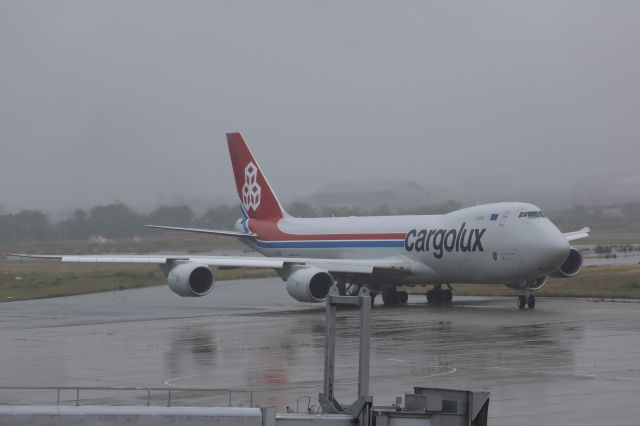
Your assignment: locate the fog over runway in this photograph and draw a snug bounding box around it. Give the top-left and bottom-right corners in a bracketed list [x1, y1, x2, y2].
[1, 278, 640, 425]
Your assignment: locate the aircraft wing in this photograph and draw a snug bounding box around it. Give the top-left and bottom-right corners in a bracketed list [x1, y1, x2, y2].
[7, 253, 415, 275]
[562, 227, 591, 242]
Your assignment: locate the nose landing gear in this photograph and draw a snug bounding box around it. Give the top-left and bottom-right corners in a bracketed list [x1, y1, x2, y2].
[527, 295, 535, 309]
[517, 287, 536, 310]
[518, 295, 526, 309]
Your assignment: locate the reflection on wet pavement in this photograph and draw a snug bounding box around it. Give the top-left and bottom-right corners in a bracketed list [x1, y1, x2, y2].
[1, 277, 639, 425]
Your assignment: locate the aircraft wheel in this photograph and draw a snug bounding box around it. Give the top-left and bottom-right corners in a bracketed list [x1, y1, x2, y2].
[428, 290, 440, 304]
[444, 289, 453, 303]
[370, 292, 377, 307]
[527, 295, 536, 309]
[382, 290, 399, 306]
[399, 291, 408, 304]
[517, 295, 526, 310]
[426, 290, 434, 304]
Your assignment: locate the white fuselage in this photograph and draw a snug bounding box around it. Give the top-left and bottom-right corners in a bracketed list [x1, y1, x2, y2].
[237, 202, 570, 286]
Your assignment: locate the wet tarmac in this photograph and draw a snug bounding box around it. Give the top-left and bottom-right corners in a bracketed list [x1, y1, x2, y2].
[1, 278, 640, 425]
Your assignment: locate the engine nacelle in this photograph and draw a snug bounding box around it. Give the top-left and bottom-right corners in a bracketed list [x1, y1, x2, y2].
[551, 247, 583, 278]
[504, 275, 548, 291]
[167, 263, 214, 297]
[285, 267, 334, 303]
[529, 275, 548, 291]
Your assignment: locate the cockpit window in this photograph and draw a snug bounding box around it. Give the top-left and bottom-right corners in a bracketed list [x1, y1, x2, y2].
[519, 211, 545, 218]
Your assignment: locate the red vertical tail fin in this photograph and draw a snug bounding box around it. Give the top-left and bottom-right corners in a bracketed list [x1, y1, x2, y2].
[227, 132, 286, 220]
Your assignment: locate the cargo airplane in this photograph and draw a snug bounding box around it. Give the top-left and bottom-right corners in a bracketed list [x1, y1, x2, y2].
[12, 133, 590, 309]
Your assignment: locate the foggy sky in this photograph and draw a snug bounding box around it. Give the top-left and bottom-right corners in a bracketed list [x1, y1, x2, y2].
[1, 1, 639, 211]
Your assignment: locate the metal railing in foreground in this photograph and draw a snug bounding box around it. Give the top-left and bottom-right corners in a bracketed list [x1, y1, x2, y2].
[0, 386, 253, 407]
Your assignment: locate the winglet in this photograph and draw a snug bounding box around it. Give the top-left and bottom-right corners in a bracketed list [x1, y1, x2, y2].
[226, 132, 287, 220]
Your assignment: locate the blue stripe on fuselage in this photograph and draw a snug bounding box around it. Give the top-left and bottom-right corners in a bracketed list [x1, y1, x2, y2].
[240, 205, 249, 219]
[254, 240, 404, 249]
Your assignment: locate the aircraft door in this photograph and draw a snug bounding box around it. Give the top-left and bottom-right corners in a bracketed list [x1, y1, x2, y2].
[499, 211, 510, 226]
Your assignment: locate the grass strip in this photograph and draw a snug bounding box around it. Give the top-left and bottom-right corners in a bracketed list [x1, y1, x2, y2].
[404, 265, 640, 299]
[2, 261, 639, 302]
[1, 260, 276, 302]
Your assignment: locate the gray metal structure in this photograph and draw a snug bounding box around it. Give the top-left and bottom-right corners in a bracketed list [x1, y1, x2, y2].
[0, 406, 266, 426]
[317, 284, 490, 426]
[0, 386, 253, 408]
[375, 387, 490, 426]
[319, 285, 373, 426]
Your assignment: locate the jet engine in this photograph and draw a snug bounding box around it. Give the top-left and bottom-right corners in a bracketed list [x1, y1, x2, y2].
[529, 275, 548, 290]
[504, 275, 548, 291]
[285, 267, 334, 303]
[550, 247, 583, 278]
[167, 263, 214, 297]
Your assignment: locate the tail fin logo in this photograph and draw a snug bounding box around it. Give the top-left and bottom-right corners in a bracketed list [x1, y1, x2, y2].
[227, 132, 285, 220]
[241, 162, 261, 211]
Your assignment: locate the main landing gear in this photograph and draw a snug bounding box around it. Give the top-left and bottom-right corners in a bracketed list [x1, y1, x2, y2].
[426, 284, 453, 305]
[517, 288, 536, 310]
[381, 288, 409, 306]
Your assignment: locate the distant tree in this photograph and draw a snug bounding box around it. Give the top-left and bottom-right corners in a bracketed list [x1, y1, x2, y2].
[147, 205, 194, 227]
[56, 209, 91, 240]
[398, 200, 462, 215]
[197, 204, 239, 230]
[73, 208, 88, 221]
[369, 204, 391, 216]
[11, 210, 52, 243]
[88, 203, 142, 238]
[0, 214, 14, 243]
[321, 206, 364, 217]
[287, 202, 317, 218]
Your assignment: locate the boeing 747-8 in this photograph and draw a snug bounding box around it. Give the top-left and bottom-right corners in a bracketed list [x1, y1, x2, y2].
[13, 133, 590, 309]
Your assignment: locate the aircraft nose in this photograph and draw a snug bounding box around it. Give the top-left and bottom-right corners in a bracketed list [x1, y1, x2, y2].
[552, 234, 570, 260]
[542, 232, 570, 269]
[527, 225, 570, 272]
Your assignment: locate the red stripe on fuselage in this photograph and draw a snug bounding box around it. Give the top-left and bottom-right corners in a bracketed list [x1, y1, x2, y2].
[248, 220, 405, 241]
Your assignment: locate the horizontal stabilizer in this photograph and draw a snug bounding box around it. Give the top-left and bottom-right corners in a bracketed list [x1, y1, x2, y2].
[145, 225, 256, 238]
